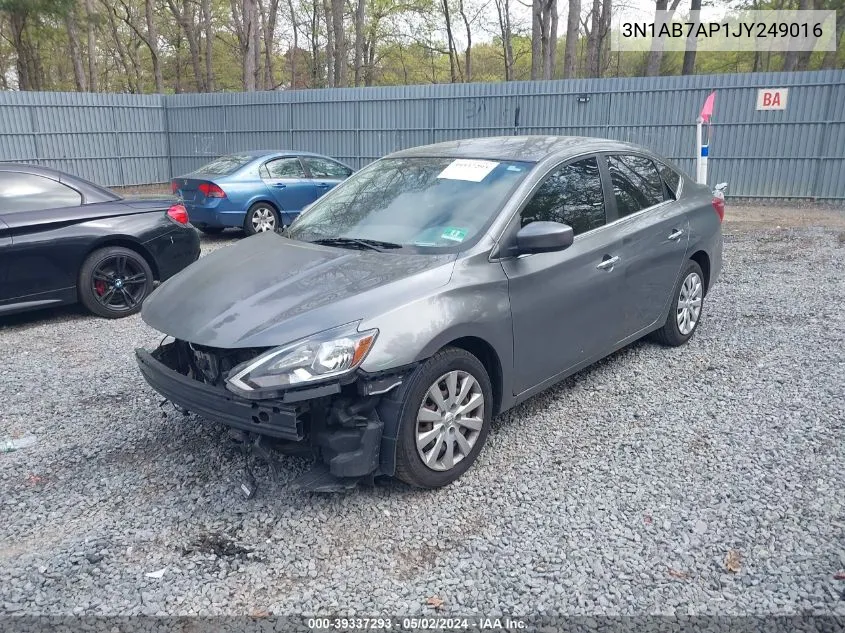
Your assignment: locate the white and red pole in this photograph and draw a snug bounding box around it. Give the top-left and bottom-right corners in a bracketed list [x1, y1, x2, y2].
[697, 91, 716, 185]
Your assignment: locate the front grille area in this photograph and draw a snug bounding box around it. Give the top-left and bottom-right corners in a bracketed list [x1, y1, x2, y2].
[153, 340, 268, 387]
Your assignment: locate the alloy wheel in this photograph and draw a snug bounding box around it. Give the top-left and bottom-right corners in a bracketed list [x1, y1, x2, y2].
[251, 207, 277, 232]
[91, 255, 148, 312]
[415, 370, 485, 472]
[676, 271, 703, 335]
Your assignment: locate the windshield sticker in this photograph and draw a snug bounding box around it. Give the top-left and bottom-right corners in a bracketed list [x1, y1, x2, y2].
[437, 159, 499, 182]
[441, 227, 468, 242]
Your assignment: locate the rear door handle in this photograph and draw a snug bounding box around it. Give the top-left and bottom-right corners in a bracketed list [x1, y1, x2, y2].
[668, 228, 685, 241]
[272, 183, 287, 189]
[597, 255, 619, 271]
[316, 183, 331, 189]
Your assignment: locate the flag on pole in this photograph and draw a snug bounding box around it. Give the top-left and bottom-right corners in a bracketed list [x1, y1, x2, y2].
[700, 91, 716, 123]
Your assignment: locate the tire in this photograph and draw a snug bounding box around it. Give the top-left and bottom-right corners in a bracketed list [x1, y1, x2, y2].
[243, 202, 281, 235]
[78, 246, 154, 319]
[198, 226, 225, 235]
[383, 347, 493, 489]
[653, 260, 705, 347]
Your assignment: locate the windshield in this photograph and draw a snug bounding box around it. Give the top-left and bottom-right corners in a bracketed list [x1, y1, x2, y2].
[286, 157, 532, 251]
[193, 154, 255, 176]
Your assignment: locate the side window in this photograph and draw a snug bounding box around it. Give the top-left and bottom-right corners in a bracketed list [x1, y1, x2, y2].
[0, 172, 82, 213]
[304, 157, 352, 179]
[262, 157, 306, 179]
[607, 154, 665, 217]
[520, 157, 606, 236]
[655, 159, 681, 199]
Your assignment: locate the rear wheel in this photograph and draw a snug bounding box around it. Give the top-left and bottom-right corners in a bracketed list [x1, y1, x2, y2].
[243, 202, 280, 235]
[653, 260, 705, 347]
[78, 246, 154, 318]
[385, 347, 493, 488]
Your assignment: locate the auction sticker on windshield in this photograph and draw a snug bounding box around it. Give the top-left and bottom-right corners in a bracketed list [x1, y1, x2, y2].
[441, 227, 468, 242]
[437, 159, 499, 182]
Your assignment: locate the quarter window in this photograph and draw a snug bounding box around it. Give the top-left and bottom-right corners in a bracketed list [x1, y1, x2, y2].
[655, 159, 682, 199]
[304, 157, 352, 179]
[607, 154, 665, 217]
[519, 157, 606, 236]
[262, 157, 306, 179]
[0, 172, 82, 213]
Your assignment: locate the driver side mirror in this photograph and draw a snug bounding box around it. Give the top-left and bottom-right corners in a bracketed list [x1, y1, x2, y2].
[515, 221, 574, 255]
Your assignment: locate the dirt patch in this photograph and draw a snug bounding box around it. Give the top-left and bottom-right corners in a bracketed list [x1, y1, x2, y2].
[726, 204, 845, 229]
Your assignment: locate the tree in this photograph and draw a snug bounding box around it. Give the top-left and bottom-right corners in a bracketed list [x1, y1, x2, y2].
[681, 0, 701, 75]
[65, 0, 87, 90]
[645, 0, 681, 76]
[530, 0, 557, 79]
[562, 0, 579, 78]
[0, 0, 75, 90]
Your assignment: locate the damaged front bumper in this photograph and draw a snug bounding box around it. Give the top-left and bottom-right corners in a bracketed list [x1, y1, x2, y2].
[135, 340, 407, 484]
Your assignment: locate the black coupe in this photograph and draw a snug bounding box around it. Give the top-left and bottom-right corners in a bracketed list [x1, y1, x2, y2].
[0, 164, 200, 319]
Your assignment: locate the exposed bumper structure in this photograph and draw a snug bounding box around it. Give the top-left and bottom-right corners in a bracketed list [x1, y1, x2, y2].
[136, 348, 304, 440]
[135, 341, 406, 488]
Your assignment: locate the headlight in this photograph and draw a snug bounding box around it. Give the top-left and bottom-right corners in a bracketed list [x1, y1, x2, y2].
[226, 324, 377, 397]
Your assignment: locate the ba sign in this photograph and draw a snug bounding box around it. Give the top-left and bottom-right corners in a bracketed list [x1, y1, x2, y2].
[756, 88, 788, 111]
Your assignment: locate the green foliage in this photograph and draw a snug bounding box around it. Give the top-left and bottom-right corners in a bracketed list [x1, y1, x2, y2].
[0, 0, 841, 94]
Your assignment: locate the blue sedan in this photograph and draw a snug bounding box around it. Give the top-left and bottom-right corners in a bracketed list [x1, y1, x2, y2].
[171, 151, 353, 235]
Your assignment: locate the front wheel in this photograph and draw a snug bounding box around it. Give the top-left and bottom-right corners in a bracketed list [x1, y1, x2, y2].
[386, 347, 493, 488]
[243, 203, 280, 235]
[653, 260, 705, 347]
[78, 246, 154, 318]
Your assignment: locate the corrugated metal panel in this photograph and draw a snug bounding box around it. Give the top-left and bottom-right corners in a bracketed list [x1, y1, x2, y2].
[0, 70, 843, 197]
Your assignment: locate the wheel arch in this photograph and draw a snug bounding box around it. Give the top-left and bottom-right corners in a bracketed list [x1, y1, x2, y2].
[81, 237, 160, 281]
[439, 336, 504, 417]
[689, 250, 711, 296]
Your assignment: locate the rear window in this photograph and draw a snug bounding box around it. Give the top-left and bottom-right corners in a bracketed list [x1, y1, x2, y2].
[194, 154, 254, 176]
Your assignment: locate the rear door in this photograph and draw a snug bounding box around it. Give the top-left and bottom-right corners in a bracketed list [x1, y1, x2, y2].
[301, 156, 352, 200]
[603, 154, 690, 338]
[260, 157, 317, 212]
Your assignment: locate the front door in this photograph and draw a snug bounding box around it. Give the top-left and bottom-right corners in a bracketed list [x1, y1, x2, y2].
[501, 156, 624, 395]
[301, 156, 353, 200]
[261, 157, 318, 212]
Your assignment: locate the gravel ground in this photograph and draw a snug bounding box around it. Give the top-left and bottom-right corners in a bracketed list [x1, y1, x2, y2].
[1, 205, 843, 619]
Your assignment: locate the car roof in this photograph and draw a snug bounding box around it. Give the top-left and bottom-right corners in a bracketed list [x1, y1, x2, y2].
[232, 150, 338, 159]
[387, 135, 653, 163]
[0, 162, 69, 178]
[0, 162, 121, 202]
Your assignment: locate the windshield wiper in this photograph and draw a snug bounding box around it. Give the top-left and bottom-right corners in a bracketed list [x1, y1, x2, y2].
[311, 237, 402, 252]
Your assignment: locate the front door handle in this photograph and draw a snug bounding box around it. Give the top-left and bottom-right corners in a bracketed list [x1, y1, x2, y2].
[668, 228, 685, 241]
[316, 183, 331, 189]
[272, 183, 287, 189]
[597, 255, 619, 271]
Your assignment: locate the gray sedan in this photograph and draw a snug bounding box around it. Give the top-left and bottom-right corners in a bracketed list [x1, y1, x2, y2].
[136, 136, 723, 491]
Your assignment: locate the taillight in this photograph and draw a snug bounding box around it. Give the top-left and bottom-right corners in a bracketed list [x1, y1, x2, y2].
[198, 182, 226, 198]
[167, 203, 189, 225]
[712, 195, 725, 223]
[170, 180, 179, 194]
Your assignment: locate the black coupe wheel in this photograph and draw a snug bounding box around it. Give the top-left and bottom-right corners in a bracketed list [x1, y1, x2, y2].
[78, 246, 154, 318]
[382, 347, 493, 489]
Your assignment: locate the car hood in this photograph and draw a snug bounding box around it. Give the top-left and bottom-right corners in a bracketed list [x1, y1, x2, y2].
[141, 232, 456, 348]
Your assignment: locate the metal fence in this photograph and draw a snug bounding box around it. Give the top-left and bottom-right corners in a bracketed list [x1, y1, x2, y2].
[1, 70, 843, 199]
